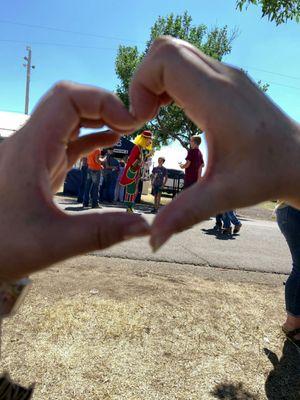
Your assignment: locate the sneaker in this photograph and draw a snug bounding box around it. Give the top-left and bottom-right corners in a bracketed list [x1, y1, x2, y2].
[92, 204, 101, 209]
[222, 227, 232, 235]
[233, 224, 242, 234]
[213, 224, 222, 232]
[126, 207, 134, 213]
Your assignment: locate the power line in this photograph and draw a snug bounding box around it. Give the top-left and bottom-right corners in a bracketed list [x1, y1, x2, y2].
[0, 38, 118, 51]
[0, 108, 24, 113]
[1, 43, 299, 86]
[0, 19, 141, 44]
[243, 66, 300, 81]
[1, 39, 300, 92]
[267, 81, 300, 91]
[0, 128, 18, 132]
[1, 19, 299, 81]
[2, 38, 300, 84]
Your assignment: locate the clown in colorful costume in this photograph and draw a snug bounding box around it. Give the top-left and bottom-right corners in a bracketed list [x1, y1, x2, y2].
[120, 130, 153, 212]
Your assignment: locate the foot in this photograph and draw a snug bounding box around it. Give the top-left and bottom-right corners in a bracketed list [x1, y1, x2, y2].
[282, 324, 300, 342]
[233, 224, 242, 234]
[222, 227, 232, 235]
[91, 204, 101, 209]
[213, 224, 222, 232]
[126, 207, 134, 213]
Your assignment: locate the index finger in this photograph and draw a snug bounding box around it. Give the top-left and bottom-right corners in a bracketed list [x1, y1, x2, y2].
[26, 81, 138, 144]
[129, 36, 228, 131]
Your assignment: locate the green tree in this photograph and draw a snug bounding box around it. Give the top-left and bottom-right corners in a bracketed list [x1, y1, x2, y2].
[115, 12, 238, 149]
[236, 0, 300, 24]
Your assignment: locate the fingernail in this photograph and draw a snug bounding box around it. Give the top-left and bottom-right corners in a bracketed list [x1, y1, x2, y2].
[150, 233, 170, 253]
[124, 220, 150, 240]
[129, 104, 135, 117]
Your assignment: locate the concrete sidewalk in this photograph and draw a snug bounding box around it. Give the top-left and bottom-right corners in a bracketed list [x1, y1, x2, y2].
[57, 197, 291, 275]
[97, 217, 290, 275]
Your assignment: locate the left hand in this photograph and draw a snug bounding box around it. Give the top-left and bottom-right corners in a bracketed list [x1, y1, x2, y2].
[0, 82, 149, 281]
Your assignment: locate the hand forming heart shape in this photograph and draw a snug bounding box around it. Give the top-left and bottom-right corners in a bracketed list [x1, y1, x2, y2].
[129, 37, 300, 250]
[0, 36, 299, 280]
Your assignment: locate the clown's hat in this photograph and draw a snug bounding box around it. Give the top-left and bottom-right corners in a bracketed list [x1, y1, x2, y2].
[141, 130, 153, 139]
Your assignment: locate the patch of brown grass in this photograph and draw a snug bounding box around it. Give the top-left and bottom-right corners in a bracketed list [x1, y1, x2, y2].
[141, 193, 172, 207]
[0, 258, 297, 399]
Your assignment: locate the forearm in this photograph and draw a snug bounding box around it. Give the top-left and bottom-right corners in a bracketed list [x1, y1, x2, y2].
[181, 161, 190, 169]
[198, 166, 203, 180]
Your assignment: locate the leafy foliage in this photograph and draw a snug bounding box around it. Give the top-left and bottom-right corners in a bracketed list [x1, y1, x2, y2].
[236, 0, 300, 24]
[115, 12, 238, 149]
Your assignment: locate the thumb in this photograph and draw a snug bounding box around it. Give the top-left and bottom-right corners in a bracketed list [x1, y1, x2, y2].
[150, 178, 231, 251]
[32, 212, 150, 273]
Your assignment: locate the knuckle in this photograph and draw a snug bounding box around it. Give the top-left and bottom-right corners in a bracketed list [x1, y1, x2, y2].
[151, 36, 181, 58]
[227, 65, 248, 83]
[52, 81, 73, 97]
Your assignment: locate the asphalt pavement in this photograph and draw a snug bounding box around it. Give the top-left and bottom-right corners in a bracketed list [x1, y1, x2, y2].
[57, 197, 291, 275]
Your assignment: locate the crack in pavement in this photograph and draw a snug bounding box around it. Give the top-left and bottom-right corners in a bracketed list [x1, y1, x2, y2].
[179, 242, 210, 267]
[87, 253, 289, 276]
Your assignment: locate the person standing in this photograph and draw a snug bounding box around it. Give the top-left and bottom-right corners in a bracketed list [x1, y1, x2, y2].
[120, 130, 153, 213]
[114, 160, 126, 202]
[180, 136, 204, 189]
[151, 157, 168, 213]
[214, 214, 224, 232]
[101, 149, 120, 203]
[82, 148, 102, 208]
[222, 211, 242, 235]
[77, 157, 88, 203]
[276, 203, 300, 344]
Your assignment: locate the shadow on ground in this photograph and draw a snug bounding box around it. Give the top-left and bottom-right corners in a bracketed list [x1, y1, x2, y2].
[211, 340, 300, 399]
[201, 228, 238, 241]
[63, 200, 155, 214]
[264, 340, 300, 399]
[211, 382, 258, 399]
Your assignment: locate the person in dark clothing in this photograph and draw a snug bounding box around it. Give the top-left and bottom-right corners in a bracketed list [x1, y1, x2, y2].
[77, 157, 88, 203]
[180, 136, 204, 189]
[151, 157, 168, 213]
[214, 214, 223, 232]
[101, 149, 120, 203]
[214, 212, 242, 235]
[114, 160, 126, 202]
[222, 211, 242, 235]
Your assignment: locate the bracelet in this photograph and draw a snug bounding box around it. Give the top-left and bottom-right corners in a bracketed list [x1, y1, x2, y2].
[0, 278, 31, 318]
[0, 373, 34, 399]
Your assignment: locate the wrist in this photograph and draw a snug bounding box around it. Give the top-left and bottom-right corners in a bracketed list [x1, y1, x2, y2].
[0, 278, 31, 317]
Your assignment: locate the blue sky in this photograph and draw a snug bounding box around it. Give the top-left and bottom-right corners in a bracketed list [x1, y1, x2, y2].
[0, 0, 299, 167]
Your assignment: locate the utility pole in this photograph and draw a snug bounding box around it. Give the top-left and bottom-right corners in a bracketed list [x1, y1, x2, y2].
[23, 46, 35, 115]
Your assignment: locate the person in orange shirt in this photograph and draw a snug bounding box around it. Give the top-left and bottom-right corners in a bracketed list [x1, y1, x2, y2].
[82, 148, 103, 208]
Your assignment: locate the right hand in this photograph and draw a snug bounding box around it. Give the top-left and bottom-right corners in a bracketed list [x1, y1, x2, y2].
[129, 36, 300, 250]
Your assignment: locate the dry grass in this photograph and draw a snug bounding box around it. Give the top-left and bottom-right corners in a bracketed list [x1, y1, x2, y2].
[141, 193, 172, 207]
[0, 257, 299, 399]
[259, 201, 277, 212]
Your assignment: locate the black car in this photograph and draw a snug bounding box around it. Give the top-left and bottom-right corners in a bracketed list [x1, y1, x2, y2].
[162, 169, 184, 198]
